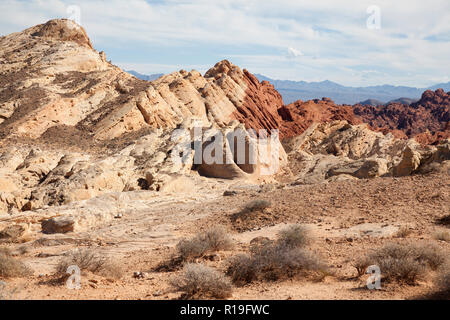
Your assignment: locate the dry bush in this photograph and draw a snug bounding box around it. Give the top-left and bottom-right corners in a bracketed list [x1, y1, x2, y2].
[278, 224, 310, 248]
[226, 254, 258, 285]
[356, 243, 446, 284]
[352, 256, 372, 277]
[55, 249, 122, 280]
[176, 226, 233, 262]
[155, 226, 233, 272]
[227, 242, 325, 285]
[412, 243, 446, 270]
[241, 199, 272, 214]
[170, 263, 232, 299]
[395, 227, 412, 238]
[435, 263, 450, 294]
[433, 230, 450, 242]
[0, 251, 31, 278]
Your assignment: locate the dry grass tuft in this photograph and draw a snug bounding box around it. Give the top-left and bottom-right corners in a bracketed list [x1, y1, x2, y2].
[0, 250, 32, 278]
[435, 263, 450, 295]
[239, 199, 272, 215]
[176, 226, 233, 262]
[55, 249, 122, 281]
[227, 226, 324, 285]
[278, 224, 310, 248]
[395, 227, 412, 238]
[170, 263, 232, 299]
[155, 226, 233, 272]
[354, 243, 446, 284]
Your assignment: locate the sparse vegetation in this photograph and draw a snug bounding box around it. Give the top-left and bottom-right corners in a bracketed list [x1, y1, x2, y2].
[395, 227, 412, 238]
[176, 226, 233, 262]
[241, 199, 272, 214]
[170, 263, 233, 299]
[435, 262, 450, 295]
[0, 250, 31, 278]
[155, 226, 233, 272]
[230, 199, 275, 232]
[55, 249, 122, 280]
[355, 243, 446, 284]
[227, 225, 324, 285]
[278, 224, 310, 248]
[352, 256, 372, 277]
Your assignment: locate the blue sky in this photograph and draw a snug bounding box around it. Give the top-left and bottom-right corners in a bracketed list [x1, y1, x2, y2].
[0, 0, 449, 87]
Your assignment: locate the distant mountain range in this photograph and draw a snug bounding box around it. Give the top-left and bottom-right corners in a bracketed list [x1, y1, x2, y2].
[126, 70, 450, 106]
[255, 74, 450, 105]
[358, 97, 419, 107]
[126, 70, 164, 81]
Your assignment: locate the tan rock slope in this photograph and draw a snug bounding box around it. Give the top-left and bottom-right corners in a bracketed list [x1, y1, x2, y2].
[0, 19, 286, 215]
[0, 19, 283, 142]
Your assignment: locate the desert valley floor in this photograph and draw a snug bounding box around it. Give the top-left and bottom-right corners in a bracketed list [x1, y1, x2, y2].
[1, 173, 448, 300]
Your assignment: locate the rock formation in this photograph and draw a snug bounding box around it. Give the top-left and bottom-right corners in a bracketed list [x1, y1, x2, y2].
[0, 20, 286, 215]
[284, 121, 449, 185]
[0, 19, 448, 223]
[353, 89, 449, 144]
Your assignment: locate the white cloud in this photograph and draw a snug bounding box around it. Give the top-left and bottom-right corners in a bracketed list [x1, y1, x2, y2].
[0, 0, 448, 87]
[287, 47, 303, 58]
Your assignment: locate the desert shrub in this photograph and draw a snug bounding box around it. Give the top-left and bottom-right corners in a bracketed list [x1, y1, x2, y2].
[0, 252, 31, 278]
[227, 242, 324, 285]
[55, 249, 122, 280]
[412, 243, 446, 270]
[170, 263, 232, 299]
[357, 243, 446, 284]
[433, 230, 450, 242]
[352, 256, 372, 277]
[226, 254, 258, 285]
[176, 226, 233, 262]
[241, 199, 272, 214]
[395, 227, 412, 238]
[278, 224, 310, 248]
[435, 263, 450, 294]
[202, 226, 234, 252]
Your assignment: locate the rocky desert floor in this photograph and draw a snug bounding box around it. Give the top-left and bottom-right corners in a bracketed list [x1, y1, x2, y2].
[1, 172, 448, 300]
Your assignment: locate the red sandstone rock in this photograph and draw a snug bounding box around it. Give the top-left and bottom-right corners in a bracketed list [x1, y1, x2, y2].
[353, 89, 449, 144]
[277, 98, 362, 139]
